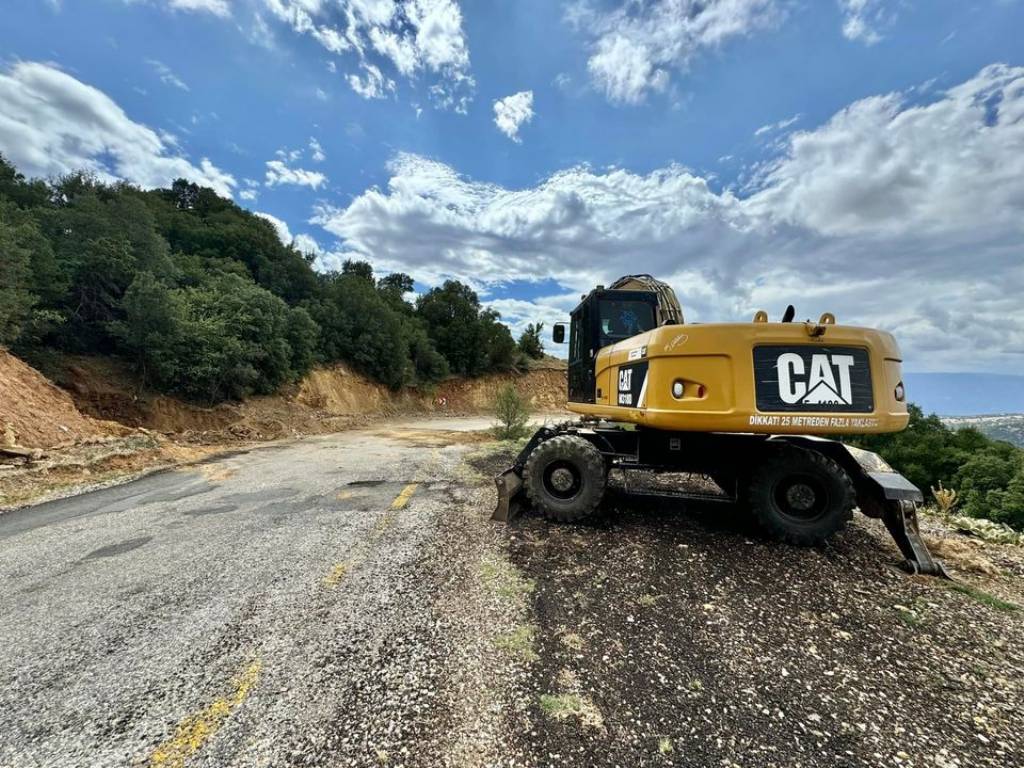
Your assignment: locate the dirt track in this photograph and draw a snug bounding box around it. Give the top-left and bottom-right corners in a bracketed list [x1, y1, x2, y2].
[1, 419, 1022, 767]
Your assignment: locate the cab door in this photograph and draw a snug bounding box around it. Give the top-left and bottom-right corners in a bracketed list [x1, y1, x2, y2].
[567, 301, 596, 403]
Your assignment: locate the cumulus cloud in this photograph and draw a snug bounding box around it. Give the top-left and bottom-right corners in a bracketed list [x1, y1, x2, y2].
[265, 159, 327, 189]
[839, 0, 891, 44]
[310, 65, 1024, 372]
[493, 91, 534, 142]
[256, 211, 293, 244]
[570, 0, 780, 104]
[0, 61, 235, 196]
[264, 0, 473, 110]
[256, 211, 322, 254]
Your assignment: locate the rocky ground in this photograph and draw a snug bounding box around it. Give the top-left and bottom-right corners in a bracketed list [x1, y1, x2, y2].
[473, 448, 1024, 768]
[1, 421, 1021, 767]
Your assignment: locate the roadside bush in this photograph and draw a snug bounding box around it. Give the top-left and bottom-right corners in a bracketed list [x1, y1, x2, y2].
[493, 383, 531, 440]
[118, 272, 315, 402]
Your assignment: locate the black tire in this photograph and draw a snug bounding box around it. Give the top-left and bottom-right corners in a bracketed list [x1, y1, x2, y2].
[523, 435, 607, 522]
[747, 446, 854, 545]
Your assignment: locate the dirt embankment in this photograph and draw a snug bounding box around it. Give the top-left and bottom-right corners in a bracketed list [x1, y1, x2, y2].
[0, 351, 128, 449]
[58, 355, 568, 442]
[1, 350, 565, 509]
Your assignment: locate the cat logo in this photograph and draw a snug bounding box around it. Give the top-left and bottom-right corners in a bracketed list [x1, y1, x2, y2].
[618, 368, 633, 405]
[777, 352, 855, 406]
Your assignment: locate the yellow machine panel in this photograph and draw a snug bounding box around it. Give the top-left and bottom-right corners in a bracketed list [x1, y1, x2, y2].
[571, 321, 908, 435]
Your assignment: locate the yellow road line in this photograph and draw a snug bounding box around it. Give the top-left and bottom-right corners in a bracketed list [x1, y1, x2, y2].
[390, 483, 418, 510]
[148, 659, 262, 768]
[323, 562, 349, 587]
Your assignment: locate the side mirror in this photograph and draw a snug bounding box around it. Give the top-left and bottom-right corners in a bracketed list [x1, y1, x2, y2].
[552, 323, 566, 344]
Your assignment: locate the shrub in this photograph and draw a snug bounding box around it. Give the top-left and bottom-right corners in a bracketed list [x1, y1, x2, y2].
[493, 383, 531, 440]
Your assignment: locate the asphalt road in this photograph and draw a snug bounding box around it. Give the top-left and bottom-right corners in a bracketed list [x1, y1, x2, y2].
[0, 418, 521, 768]
[3, 418, 1023, 768]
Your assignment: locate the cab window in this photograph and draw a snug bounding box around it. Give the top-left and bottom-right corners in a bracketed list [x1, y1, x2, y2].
[598, 300, 655, 347]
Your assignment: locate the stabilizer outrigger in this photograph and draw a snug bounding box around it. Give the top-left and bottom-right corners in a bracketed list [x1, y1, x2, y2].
[494, 421, 949, 579]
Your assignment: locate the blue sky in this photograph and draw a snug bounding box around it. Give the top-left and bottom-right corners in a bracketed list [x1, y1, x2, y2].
[2, 0, 1023, 374]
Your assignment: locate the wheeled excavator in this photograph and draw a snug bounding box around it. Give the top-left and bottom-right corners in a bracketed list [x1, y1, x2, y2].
[495, 275, 948, 577]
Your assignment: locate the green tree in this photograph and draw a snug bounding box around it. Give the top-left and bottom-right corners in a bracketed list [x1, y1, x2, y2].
[0, 200, 44, 345]
[310, 272, 412, 389]
[518, 322, 545, 359]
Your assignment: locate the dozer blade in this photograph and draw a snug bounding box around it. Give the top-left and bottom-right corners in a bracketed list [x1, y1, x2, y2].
[493, 469, 524, 522]
[882, 500, 951, 579]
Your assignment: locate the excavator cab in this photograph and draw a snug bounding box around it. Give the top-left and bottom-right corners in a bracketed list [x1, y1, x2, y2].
[554, 288, 660, 404]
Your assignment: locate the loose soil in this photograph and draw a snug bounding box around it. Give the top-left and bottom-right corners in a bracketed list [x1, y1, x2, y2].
[472, 445, 1024, 767]
[0, 351, 126, 449]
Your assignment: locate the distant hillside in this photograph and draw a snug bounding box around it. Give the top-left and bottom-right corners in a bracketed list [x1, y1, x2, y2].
[943, 414, 1024, 448]
[904, 373, 1024, 416]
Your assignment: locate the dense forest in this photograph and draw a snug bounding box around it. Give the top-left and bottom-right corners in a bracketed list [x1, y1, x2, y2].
[0, 155, 544, 403]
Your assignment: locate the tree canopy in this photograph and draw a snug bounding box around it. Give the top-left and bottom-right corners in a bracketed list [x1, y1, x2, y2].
[0, 155, 526, 402]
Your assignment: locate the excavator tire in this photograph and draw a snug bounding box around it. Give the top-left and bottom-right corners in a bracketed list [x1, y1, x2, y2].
[747, 446, 854, 545]
[524, 435, 607, 522]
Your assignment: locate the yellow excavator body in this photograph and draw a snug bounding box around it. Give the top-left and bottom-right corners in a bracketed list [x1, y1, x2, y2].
[493, 275, 947, 577]
[571, 321, 909, 435]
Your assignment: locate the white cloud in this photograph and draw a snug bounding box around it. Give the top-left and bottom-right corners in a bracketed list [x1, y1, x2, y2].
[839, 0, 890, 44]
[753, 113, 800, 136]
[570, 0, 781, 104]
[265, 159, 327, 189]
[310, 65, 1024, 373]
[146, 59, 189, 91]
[493, 91, 534, 143]
[0, 61, 235, 196]
[309, 137, 326, 162]
[132, 0, 232, 16]
[346, 62, 395, 99]
[264, 0, 473, 110]
[256, 211, 293, 244]
[256, 213, 322, 257]
[293, 233, 321, 254]
[240, 189, 258, 201]
[168, 0, 231, 15]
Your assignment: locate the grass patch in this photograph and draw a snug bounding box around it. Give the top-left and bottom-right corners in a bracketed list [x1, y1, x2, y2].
[947, 582, 1019, 612]
[539, 693, 604, 730]
[895, 607, 923, 628]
[658, 737, 674, 755]
[495, 624, 539, 662]
[480, 555, 535, 600]
[560, 632, 585, 651]
[637, 594, 659, 607]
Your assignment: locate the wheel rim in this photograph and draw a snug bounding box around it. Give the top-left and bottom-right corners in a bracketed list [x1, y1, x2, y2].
[773, 473, 830, 522]
[543, 460, 583, 501]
